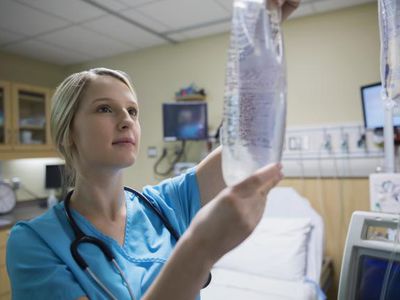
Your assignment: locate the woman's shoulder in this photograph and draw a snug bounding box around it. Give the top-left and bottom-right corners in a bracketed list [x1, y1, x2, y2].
[142, 167, 198, 197]
[8, 202, 69, 249]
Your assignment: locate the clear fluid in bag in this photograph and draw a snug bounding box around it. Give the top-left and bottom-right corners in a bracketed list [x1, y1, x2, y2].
[379, 0, 400, 104]
[221, 0, 286, 186]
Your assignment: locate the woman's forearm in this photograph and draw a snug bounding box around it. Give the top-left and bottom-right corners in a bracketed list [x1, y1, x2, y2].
[142, 229, 214, 300]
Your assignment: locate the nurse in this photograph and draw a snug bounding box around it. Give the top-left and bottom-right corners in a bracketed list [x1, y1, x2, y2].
[6, 1, 299, 299]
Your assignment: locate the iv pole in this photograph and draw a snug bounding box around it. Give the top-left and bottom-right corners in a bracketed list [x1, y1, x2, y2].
[384, 102, 395, 173]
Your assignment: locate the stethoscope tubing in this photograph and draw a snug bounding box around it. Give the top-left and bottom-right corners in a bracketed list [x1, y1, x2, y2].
[64, 187, 211, 300]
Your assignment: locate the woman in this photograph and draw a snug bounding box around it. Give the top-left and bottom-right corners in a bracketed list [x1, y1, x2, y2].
[6, 2, 298, 299]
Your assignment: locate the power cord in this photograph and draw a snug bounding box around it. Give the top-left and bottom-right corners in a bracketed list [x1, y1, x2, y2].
[154, 141, 186, 176]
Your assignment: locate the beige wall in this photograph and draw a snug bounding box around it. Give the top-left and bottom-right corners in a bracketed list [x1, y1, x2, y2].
[0, 51, 64, 88]
[63, 2, 380, 189]
[285, 3, 380, 125]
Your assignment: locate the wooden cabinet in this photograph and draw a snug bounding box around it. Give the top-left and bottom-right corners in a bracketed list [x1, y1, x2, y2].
[0, 229, 10, 299]
[0, 81, 57, 159]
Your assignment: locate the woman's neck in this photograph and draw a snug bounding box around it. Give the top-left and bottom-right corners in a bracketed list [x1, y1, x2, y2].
[70, 169, 126, 222]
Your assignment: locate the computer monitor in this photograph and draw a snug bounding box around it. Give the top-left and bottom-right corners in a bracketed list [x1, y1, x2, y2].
[162, 102, 208, 141]
[45, 164, 64, 189]
[339, 211, 400, 299]
[361, 82, 400, 130]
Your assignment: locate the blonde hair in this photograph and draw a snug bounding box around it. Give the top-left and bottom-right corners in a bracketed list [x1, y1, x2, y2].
[50, 67, 136, 187]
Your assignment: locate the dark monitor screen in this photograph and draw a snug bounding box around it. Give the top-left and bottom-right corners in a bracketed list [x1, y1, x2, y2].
[162, 102, 208, 141]
[356, 255, 400, 300]
[361, 82, 400, 129]
[45, 164, 64, 189]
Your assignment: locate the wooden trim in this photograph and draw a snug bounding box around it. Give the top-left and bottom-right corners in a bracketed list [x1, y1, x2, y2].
[0, 81, 12, 150]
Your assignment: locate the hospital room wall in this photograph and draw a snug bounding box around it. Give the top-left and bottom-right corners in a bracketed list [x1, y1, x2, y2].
[0, 51, 65, 87]
[65, 2, 379, 188]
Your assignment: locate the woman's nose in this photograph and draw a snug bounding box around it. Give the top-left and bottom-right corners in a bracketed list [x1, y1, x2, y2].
[118, 111, 134, 130]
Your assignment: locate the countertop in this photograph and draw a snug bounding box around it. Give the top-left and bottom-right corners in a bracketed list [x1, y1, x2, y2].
[0, 199, 48, 230]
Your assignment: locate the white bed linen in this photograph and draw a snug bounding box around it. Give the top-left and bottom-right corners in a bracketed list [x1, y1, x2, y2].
[201, 268, 318, 300]
[215, 218, 312, 281]
[265, 187, 324, 282]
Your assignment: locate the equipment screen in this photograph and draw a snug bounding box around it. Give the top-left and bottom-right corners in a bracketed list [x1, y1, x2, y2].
[361, 83, 400, 129]
[162, 102, 208, 141]
[355, 255, 400, 300]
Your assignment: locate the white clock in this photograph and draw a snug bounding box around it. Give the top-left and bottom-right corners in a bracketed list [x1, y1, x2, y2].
[0, 182, 16, 214]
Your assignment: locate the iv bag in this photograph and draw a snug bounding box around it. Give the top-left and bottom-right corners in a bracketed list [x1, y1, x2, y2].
[221, 0, 287, 186]
[379, 0, 400, 104]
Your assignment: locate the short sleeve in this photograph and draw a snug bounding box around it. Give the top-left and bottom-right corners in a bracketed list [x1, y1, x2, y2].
[6, 223, 86, 300]
[142, 168, 201, 234]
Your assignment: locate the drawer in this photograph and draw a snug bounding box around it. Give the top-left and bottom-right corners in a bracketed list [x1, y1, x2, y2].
[0, 266, 10, 295]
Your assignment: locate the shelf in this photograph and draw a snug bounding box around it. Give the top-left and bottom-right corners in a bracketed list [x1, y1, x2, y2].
[175, 95, 206, 101]
[19, 125, 45, 130]
[19, 96, 44, 103]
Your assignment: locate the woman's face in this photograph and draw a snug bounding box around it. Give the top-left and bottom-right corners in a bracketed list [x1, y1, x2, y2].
[71, 75, 141, 172]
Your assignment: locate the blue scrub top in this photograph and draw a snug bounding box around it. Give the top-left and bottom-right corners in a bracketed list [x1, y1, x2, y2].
[6, 169, 201, 300]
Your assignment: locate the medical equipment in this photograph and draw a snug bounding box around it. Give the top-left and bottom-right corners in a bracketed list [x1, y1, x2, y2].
[221, 0, 287, 186]
[338, 211, 400, 299]
[370, 173, 400, 214]
[361, 82, 400, 130]
[64, 187, 211, 300]
[162, 102, 208, 142]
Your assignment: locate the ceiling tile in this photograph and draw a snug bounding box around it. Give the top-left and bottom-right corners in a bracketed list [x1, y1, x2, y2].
[117, 0, 162, 8]
[39, 26, 133, 58]
[0, 0, 69, 36]
[121, 7, 172, 31]
[94, 0, 130, 11]
[15, 0, 107, 23]
[82, 15, 166, 48]
[3, 39, 94, 65]
[136, 0, 230, 30]
[0, 28, 26, 46]
[214, 0, 234, 13]
[178, 21, 231, 40]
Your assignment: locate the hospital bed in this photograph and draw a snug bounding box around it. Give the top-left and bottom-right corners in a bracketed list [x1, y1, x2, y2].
[201, 187, 327, 300]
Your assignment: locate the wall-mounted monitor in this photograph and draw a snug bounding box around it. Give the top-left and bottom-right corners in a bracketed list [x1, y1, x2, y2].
[162, 102, 208, 141]
[361, 82, 400, 130]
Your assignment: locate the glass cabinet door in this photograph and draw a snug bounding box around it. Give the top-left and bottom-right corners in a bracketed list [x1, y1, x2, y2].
[13, 84, 50, 148]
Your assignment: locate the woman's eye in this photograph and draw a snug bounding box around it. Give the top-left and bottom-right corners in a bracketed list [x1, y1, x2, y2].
[97, 105, 112, 113]
[128, 107, 138, 117]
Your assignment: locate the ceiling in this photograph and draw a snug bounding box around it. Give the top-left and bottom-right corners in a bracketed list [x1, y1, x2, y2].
[0, 0, 375, 66]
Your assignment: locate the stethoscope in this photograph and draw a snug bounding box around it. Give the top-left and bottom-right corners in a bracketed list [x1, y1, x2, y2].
[64, 187, 211, 300]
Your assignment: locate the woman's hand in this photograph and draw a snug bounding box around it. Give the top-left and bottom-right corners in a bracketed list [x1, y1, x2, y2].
[189, 163, 283, 264]
[270, 0, 301, 20]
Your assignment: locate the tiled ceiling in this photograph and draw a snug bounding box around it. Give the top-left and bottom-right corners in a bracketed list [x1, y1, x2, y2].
[0, 0, 376, 65]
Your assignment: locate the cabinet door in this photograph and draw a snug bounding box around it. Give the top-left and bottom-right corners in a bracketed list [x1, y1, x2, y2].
[12, 84, 51, 150]
[0, 82, 12, 150]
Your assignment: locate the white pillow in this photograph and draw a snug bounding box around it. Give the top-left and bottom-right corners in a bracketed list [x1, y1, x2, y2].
[214, 218, 312, 281]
